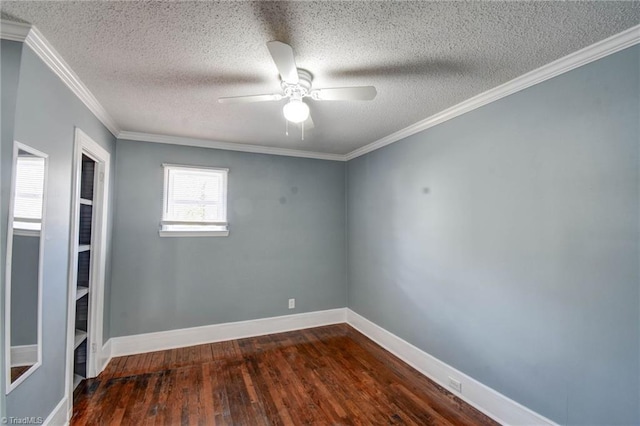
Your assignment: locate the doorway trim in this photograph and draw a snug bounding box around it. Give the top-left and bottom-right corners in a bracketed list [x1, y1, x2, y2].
[64, 128, 110, 417]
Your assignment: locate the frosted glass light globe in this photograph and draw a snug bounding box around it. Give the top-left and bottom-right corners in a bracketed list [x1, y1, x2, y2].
[283, 99, 310, 123]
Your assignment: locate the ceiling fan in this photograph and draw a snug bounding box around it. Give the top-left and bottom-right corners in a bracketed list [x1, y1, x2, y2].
[218, 41, 377, 130]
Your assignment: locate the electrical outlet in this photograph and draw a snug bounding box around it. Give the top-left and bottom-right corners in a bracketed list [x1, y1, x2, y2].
[288, 298, 295, 309]
[448, 377, 462, 393]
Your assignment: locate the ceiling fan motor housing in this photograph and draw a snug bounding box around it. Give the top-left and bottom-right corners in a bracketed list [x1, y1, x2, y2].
[282, 69, 313, 100]
[217, 41, 376, 122]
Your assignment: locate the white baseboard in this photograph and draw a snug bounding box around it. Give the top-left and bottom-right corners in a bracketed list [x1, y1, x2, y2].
[44, 397, 68, 426]
[10, 344, 37, 367]
[104, 307, 552, 425]
[346, 309, 557, 426]
[99, 339, 112, 374]
[109, 308, 347, 357]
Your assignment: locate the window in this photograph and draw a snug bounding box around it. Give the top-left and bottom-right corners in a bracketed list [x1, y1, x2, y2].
[13, 154, 46, 232]
[160, 164, 229, 237]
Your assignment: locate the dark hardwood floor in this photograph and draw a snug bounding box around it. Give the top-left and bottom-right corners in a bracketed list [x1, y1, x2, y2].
[71, 324, 499, 425]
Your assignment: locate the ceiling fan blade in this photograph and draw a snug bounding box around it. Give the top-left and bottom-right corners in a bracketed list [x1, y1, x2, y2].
[311, 86, 377, 101]
[218, 93, 283, 104]
[266, 41, 299, 85]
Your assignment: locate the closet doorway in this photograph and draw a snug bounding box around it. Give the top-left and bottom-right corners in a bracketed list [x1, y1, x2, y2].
[65, 128, 110, 412]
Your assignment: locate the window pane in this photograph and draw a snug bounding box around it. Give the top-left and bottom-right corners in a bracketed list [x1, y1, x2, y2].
[164, 166, 227, 224]
[170, 171, 221, 202]
[169, 203, 220, 221]
[14, 156, 45, 221]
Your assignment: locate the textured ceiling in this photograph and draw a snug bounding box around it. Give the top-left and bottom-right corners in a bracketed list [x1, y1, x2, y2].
[2, 1, 639, 155]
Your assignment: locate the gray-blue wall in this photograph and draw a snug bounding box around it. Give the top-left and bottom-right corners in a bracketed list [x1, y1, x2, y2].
[347, 46, 640, 425]
[109, 141, 346, 337]
[1, 43, 116, 420]
[2, 35, 638, 426]
[0, 39, 24, 420]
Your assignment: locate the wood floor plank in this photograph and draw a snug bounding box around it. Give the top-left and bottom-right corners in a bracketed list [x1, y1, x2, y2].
[242, 350, 289, 425]
[72, 324, 499, 425]
[154, 370, 173, 425]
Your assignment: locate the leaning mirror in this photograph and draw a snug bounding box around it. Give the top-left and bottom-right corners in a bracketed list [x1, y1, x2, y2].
[4, 142, 47, 393]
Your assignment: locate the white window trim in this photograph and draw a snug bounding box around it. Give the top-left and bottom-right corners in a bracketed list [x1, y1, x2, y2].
[160, 163, 229, 237]
[13, 229, 40, 238]
[158, 229, 229, 238]
[13, 217, 42, 233]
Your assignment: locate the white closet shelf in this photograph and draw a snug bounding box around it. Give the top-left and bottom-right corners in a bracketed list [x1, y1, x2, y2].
[78, 245, 91, 252]
[79, 198, 93, 205]
[74, 329, 87, 349]
[76, 286, 89, 300]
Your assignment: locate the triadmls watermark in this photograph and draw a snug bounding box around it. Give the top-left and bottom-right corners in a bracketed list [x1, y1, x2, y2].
[1, 417, 44, 425]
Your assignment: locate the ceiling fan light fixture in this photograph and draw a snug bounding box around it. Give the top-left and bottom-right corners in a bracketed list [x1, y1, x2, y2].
[283, 99, 309, 123]
[218, 41, 377, 131]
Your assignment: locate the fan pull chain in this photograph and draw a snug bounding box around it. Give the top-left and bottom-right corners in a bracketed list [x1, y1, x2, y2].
[285, 119, 289, 136]
[301, 122, 304, 141]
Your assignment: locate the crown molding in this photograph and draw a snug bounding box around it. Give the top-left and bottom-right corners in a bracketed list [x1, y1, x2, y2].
[0, 20, 31, 41]
[1, 19, 120, 136]
[118, 131, 347, 161]
[24, 26, 121, 135]
[3, 19, 638, 161]
[345, 24, 640, 161]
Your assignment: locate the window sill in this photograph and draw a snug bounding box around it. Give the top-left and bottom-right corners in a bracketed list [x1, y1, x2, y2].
[158, 230, 229, 238]
[13, 229, 41, 237]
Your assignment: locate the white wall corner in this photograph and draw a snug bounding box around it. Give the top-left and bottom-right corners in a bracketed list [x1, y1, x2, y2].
[110, 308, 347, 357]
[44, 397, 68, 426]
[345, 309, 558, 426]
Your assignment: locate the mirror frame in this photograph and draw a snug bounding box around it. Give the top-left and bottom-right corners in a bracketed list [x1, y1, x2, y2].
[4, 141, 48, 394]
